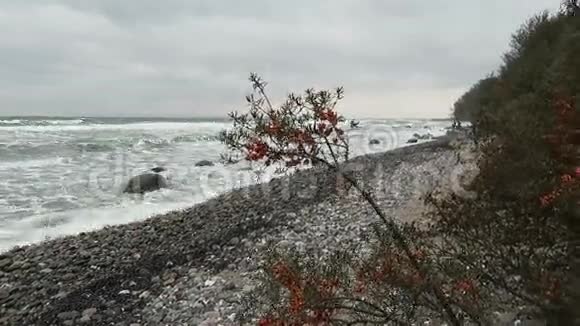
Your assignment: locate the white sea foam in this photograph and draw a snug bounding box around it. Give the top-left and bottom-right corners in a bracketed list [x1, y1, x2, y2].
[0, 119, 23, 124]
[0, 157, 71, 169]
[0, 121, 228, 132]
[0, 194, 198, 252]
[0, 118, 86, 126]
[0, 118, 450, 252]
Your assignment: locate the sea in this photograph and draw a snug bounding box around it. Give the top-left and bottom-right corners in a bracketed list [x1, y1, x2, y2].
[0, 116, 452, 252]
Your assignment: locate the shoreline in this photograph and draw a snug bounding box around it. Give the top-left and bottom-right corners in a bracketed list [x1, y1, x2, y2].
[0, 136, 461, 325]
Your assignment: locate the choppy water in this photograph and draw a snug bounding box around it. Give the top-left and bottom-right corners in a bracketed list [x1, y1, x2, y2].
[0, 116, 451, 252]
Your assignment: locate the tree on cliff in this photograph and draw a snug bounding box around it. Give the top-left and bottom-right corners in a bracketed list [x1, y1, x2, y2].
[562, 0, 580, 16]
[452, 6, 580, 325]
[452, 75, 498, 122]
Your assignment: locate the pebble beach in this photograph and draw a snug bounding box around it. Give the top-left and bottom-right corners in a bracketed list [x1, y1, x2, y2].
[0, 136, 475, 326]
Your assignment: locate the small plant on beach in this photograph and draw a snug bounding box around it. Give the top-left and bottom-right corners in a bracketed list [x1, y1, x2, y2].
[220, 73, 349, 170]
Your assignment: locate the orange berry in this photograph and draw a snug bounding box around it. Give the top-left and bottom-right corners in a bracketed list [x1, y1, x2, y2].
[561, 174, 573, 184]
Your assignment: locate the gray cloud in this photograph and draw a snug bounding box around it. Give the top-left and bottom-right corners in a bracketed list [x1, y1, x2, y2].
[0, 0, 560, 118]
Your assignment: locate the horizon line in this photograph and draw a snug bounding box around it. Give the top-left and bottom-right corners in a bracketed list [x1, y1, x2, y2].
[0, 114, 452, 121]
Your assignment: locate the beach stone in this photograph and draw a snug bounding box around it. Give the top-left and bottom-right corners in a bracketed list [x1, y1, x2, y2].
[195, 160, 214, 167]
[82, 307, 97, 318]
[62, 273, 75, 281]
[6, 261, 23, 272]
[79, 315, 92, 323]
[123, 173, 168, 194]
[201, 311, 220, 325]
[104, 308, 116, 316]
[0, 288, 10, 300]
[223, 281, 237, 291]
[139, 291, 151, 299]
[20, 262, 32, 270]
[57, 310, 80, 320]
[51, 291, 68, 300]
[0, 258, 12, 269]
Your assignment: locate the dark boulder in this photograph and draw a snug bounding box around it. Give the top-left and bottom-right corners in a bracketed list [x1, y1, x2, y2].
[413, 133, 432, 140]
[123, 173, 168, 194]
[369, 139, 380, 145]
[407, 138, 418, 144]
[350, 120, 360, 128]
[150, 167, 166, 173]
[195, 160, 214, 167]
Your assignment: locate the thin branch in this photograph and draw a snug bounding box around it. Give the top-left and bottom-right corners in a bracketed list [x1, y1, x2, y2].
[310, 156, 462, 326]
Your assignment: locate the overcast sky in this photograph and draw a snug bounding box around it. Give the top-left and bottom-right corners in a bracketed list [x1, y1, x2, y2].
[0, 1, 560, 119]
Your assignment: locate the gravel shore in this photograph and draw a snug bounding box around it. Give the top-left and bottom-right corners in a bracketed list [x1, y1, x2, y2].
[0, 137, 472, 326]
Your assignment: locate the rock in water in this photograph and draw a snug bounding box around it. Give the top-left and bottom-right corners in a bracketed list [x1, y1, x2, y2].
[151, 167, 166, 173]
[413, 133, 432, 140]
[349, 120, 360, 128]
[123, 173, 168, 194]
[369, 139, 380, 145]
[195, 160, 214, 167]
[407, 138, 418, 144]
